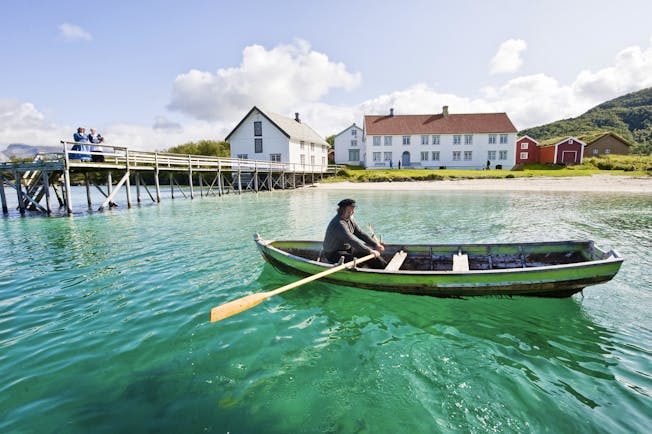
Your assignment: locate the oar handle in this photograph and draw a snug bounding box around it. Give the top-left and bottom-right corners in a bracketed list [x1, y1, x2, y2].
[210, 253, 376, 323]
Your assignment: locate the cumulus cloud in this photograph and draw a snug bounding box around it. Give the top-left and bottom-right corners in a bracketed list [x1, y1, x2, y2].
[0, 98, 67, 145]
[153, 116, 183, 133]
[489, 39, 527, 74]
[58, 23, 93, 42]
[167, 39, 361, 121]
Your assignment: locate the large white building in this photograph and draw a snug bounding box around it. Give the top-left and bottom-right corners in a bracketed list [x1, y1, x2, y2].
[333, 123, 364, 165]
[226, 106, 330, 172]
[351, 107, 518, 170]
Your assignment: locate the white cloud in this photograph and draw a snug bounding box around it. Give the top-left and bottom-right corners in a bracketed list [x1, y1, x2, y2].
[3, 38, 652, 151]
[489, 39, 527, 74]
[167, 39, 361, 121]
[58, 23, 93, 42]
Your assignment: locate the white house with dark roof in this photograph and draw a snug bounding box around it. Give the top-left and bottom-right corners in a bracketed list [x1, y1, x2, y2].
[333, 123, 364, 165]
[226, 106, 330, 172]
[363, 106, 518, 169]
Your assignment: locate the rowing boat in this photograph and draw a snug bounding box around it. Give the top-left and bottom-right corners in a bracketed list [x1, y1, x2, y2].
[254, 234, 623, 297]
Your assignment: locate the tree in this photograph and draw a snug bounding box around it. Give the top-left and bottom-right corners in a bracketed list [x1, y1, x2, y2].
[167, 140, 230, 157]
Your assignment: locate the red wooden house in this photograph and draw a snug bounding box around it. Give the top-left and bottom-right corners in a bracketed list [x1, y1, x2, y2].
[515, 135, 539, 164]
[538, 137, 585, 165]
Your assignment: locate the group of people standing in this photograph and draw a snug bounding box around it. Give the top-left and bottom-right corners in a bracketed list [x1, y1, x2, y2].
[71, 127, 104, 162]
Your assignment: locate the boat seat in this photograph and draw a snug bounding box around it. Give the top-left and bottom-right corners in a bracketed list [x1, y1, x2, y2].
[453, 253, 469, 272]
[385, 250, 407, 271]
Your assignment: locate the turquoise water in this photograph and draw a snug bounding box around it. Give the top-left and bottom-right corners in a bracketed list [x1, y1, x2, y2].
[1, 187, 651, 433]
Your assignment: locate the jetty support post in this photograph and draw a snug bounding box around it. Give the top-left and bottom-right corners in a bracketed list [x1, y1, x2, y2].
[62, 142, 73, 215]
[0, 173, 8, 214]
[42, 170, 52, 214]
[170, 173, 174, 199]
[85, 173, 92, 207]
[125, 150, 132, 208]
[188, 155, 194, 199]
[154, 154, 161, 202]
[217, 161, 222, 197]
[135, 172, 141, 203]
[14, 170, 25, 214]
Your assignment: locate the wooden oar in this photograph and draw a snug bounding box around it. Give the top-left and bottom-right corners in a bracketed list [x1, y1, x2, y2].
[210, 253, 376, 323]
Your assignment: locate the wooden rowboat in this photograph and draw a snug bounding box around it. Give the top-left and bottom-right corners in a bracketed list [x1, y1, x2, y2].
[254, 234, 623, 298]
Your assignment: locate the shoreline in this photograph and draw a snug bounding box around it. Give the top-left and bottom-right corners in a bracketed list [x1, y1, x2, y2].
[313, 174, 652, 193]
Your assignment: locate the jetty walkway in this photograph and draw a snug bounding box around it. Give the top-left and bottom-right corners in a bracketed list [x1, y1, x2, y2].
[0, 141, 338, 216]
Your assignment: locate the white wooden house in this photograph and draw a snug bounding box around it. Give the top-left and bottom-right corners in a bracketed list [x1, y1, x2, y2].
[363, 106, 518, 170]
[226, 106, 330, 172]
[333, 123, 364, 165]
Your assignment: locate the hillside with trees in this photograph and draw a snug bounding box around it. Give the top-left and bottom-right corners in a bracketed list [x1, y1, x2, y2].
[519, 87, 652, 155]
[166, 140, 230, 157]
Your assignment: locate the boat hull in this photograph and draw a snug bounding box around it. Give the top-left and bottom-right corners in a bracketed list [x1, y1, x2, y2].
[255, 236, 623, 298]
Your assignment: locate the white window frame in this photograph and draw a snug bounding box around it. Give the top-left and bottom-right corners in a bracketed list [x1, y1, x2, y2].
[488, 134, 497, 144]
[402, 135, 411, 145]
[383, 152, 392, 161]
[519, 152, 528, 160]
[421, 135, 429, 145]
[452, 151, 461, 161]
[520, 142, 529, 150]
[372, 152, 381, 162]
[499, 150, 508, 160]
[463, 151, 472, 161]
[349, 149, 360, 161]
[464, 134, 473, 145]
[453, 135, 461, 145]
[373, 136, 381, 146]
[432, 135, 440, 145]
[420, 151, 429, 161]
[351, 128, 357, 137]
[499, 134, 508, 144]
[351, 139, 357, 147]
[270, 153, 281, 162]
[432, 151, 440, 161]
[384, 136, 393, 146]
[488, 150, 496, 160]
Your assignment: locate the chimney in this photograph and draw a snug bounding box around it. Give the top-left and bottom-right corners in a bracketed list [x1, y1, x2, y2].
[442, 106, 449, 116]
[295, 112, 301, 123]
[390, 108, 394, 117]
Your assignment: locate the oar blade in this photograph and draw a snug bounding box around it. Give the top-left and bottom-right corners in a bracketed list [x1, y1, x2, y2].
[210, 292, 270, 323]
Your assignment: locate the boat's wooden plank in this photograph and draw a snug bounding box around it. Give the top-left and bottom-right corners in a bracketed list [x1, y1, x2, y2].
[385, 250, 407, 271]
[453, 254, 469, 272]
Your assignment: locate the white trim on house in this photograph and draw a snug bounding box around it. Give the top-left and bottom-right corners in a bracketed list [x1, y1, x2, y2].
[333, 123, 364, 166]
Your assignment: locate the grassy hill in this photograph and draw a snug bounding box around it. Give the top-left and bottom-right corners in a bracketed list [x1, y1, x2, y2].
[519, 87, 652, 155]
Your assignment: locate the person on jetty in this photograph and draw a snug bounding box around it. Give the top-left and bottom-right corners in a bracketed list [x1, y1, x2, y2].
[70, 127, 92, 161]
[87, 128, 105, 162]
[323, 198, 386, 268]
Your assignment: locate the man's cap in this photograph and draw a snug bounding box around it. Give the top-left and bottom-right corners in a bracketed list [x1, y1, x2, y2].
[338, 198, 356, 207]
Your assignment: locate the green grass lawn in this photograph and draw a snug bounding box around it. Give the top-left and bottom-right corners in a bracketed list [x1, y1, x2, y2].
[326, 155, 652, 182]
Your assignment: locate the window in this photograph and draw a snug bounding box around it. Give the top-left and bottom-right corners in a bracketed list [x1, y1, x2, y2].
[384, 136, 393, 146]
[432, 151, 440, 161]
[373, 152, 381, 162]
[432, 135, 440, 145]
[300, 141, 305, 150]
[270, 153, 281, 162]
[237, 154, 248, 159]
[310, 155, 315, 165]
[421, 135, 429, 145]
[569, 139, 574, 144]
[488, 134, 497, 144]
[464, 134, 473, 145]
[453, 151, 461, 161]
[520, 152, 528, 160]
[464, 151, 472, 160]
[351, 128, 357, 137]
[322, 156, 326, 165]
[349, 149, 360, 161]
[383, 152, 392, 161]
[593, 148, 599, 155]
[499, 134, 508, 144]
[373, 136, 381, 146]
[499, 150, 508, 160]
[310, 142, 314, 151]
[402, 135, 411, 145]
[254, 121, 262, 136]
[351, 139, 357, 147]
[420, 151, 428, 161]
[453, 135, 461, 145]
[300, 154, 306, 165]
[254, 138, 263, 153]
[520, 142, 529, 150]
[487, 150, 496, 160]
[605, 148, 611, 154]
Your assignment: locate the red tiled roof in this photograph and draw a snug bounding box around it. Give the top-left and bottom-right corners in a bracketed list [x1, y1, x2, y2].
[364, 113, 517, 135]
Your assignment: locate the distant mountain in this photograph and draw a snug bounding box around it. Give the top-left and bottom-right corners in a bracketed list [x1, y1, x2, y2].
[1, 143, 62, 160]
[519, 87, 652, 155]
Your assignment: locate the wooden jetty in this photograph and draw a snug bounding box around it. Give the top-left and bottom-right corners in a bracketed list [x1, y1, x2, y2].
[0, 141, 339, 216]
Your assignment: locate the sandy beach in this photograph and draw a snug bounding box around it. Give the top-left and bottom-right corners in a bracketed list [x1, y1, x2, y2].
[313, 174, 652, 193]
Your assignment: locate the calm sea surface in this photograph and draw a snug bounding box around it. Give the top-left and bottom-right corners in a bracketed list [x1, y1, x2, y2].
[1, 186, 651, 433]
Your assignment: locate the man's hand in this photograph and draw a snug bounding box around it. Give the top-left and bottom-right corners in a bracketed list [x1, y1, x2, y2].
[376, 243, 385, 253]
[370, 249, 381, 258]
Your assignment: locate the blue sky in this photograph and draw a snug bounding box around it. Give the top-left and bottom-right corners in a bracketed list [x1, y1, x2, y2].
[2, 0, 652, 151]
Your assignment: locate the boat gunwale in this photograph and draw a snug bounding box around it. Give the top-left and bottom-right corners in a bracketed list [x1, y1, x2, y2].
[255, 236, 623, 276]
